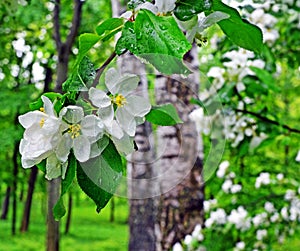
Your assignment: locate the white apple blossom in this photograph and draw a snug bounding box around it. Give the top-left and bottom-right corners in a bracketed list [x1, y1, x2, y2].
[184, 234, 193, 246]
[256, 229, 267, 241]
[227, 206, 251, 231]
[217, 160, 230, 178]
[56, 105, 104, 163]
[296, 150, 300, 162]
[180, 12, 229, 43]
[121, 0, 176, 19]
[89, 68, 151, 137]
[255, 172, 271, 188]
[252, 212, 268, 227]
[264, 201, 275, 213]
[234, 241, 245, 251]
[173, 243, 183, 251]
[19, 96, 61, 168]
[189, 107, 212, 136]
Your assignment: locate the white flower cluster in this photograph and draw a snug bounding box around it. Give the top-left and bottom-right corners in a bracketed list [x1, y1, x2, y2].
[19, 68, 151, 179]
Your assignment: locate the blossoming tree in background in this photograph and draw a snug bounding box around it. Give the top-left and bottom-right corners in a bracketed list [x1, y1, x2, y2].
[176, 0, 300, 250]
[3, 0, 299, 250]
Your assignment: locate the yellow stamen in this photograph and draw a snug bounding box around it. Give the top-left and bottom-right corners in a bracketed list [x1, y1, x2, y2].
[40, 107, 45, 112]
[39, 118, 45, 128]
[114, 94, 127, 108]
[68, 124, 81, 139]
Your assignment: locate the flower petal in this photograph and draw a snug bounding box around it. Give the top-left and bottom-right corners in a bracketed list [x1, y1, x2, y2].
[42, 96, 56, 116]
[105, 120, 124, 139]
[60, 106, 84, 124]
[105, 68, 121, 94]
[18, 111, 45, 128]
[89, 87, 111, 108]
[156, 0, 176, 13]
[116, 108, 136, 137]
[112, 134, 135, 155]
[117, 74, 140, 97]
[56, 134, 72, 163]
[98, 105, 114, 125]
[125, 95, 151, 117]
[81, 115, 104, 138]
[73, 135, 91, 162]
[45, 154, 62, 180]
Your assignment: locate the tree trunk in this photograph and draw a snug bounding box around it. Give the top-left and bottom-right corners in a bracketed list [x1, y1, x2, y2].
[12, 140, 20, 235]
[111, 0, 158, 247]
[20, 166, 38, 232]
[1, 186, 11, 220]
[64, 192, 73, 234]
[155, 45, 205, 250]
[46, 1, 83, 250]
[109, 197, 115, 223]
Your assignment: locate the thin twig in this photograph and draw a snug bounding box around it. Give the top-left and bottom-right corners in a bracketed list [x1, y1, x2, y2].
[65, 0, 84, 52]
[53, 0, 62, 49]
[235, 108, 300, 134]
[92, 51, 117, 87]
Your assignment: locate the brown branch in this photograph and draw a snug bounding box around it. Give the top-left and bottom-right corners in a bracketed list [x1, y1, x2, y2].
[92, 51, 117, 87]
[53, 0, 62, 49]
[235, 108, 300, 134]
[65, 0, 84, 52]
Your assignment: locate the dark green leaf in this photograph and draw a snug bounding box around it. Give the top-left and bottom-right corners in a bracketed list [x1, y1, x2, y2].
[36, 159, 46, 173]
[174, 0, 212, 21]
[53, 153, 77, 220]
[63, 56, 96, 92]
[77, 139, 123, 213]
[211, 0, 263, 53]
[116, 10, 192, 75]
[29, 92, 62, 111]
[127, 0, 146, 9]
[146, 104, 183, 125]
[249, 66, 279, 91]
[95, 18, 124, 42]
[78, 33, 101, 62]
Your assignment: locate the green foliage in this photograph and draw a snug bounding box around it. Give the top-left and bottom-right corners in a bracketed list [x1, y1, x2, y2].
[53, 153, 77, 220]
[63, 56, 96, 92]
[174, 0, 211, 21]
[95, 18, 124, 41]
[77, 139, 123, 213]
[116, 9, 192, 75]
[146, 104, 183, 126]
[211, 0, 263, 53]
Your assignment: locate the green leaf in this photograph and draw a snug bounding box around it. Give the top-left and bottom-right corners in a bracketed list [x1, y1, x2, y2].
[127, 0, 146, 9]
[145, 104, 183, 125]
[96, 18, 124, 42]
[211, 0, 263, 53]
[249, 66, 279, 91]
[78, 33, 101, 62]
[116, 10, 192, 75]
[174, 0, 212, 21]
[76, 139, 123, 213]
[62, 56, 96, 92]
[29, 92, 62, 111]
[36, 160, 46, 173]
[53, 153, 77, 220]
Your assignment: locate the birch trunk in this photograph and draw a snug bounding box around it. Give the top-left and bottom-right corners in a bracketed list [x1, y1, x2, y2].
[155, 45, 205, 250]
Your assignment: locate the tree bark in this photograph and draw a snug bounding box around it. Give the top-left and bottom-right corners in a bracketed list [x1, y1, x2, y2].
[64, 192, 72, 234]
[1, 186, 11, 220]
[155, 45, 205, 250]
[47, 1, 83, 250]
[111, 0, 158, 247]
[109, 197, 115, 223]
[12, 140, 20, 235]
[20, 166, 38, 232]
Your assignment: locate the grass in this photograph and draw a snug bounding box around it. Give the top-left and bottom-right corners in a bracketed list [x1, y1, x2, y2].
[1, 193, 300, 251]
[0, 195, 129, 251]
